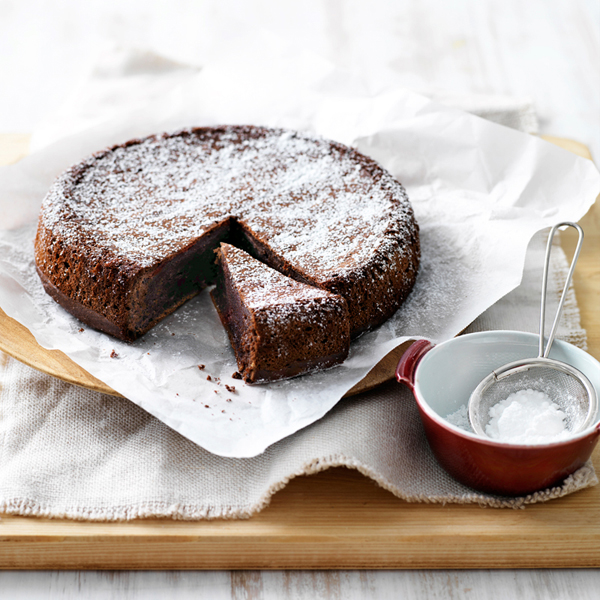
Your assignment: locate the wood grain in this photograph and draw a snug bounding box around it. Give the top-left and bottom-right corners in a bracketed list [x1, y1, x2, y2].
[0, 464, 599, 570]
[0, 306, 118, 396]
[0, 135, 599, 570]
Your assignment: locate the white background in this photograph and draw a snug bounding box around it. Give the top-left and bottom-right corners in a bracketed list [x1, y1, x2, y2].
[1, 0, 599, 597]
[2, 0, 599, 161]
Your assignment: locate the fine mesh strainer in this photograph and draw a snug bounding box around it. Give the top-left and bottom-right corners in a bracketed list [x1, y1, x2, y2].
[468, 222, 598, 439]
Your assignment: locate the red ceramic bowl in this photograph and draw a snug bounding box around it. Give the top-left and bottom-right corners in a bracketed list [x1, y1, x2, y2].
[396, 332, 600, 496]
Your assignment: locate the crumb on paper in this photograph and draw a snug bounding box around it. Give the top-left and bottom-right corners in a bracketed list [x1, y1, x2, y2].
[206, 375, 212, 381]
[232, 372, 242, 380]
[225, 384, 236, 393]
[198, 364, 205, 370]
[110, 349, 118, 358]
[78, 327, 84, 332]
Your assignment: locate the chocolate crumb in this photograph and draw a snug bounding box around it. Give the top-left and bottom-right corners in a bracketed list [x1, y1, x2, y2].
[198, 364, 205, 370]
[110, 350, 118, 358]
[171, 332, 175, 336]
[206, 375, 212, 381]
[204, 405, 210, 408]
[78, 328, 84, 332]
[232, 372, 242, 380]
[226, 398, 232, 403]
[225, 384, 236, 393]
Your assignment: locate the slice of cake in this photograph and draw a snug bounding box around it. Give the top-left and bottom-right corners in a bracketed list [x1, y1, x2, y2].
[211, 243, 350, 383]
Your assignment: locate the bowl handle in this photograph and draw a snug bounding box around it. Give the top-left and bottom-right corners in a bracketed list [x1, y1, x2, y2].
[395, 339, 434, 390]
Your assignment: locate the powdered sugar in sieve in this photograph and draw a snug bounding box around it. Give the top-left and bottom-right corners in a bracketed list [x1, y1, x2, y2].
[468, 222, 598, 441]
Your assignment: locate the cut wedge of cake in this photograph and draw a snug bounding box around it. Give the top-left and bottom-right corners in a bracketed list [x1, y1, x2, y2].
[211, 243, 350, 383]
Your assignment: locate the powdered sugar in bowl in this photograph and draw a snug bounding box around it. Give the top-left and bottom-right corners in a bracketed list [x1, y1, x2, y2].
[396, 331, 600, 496]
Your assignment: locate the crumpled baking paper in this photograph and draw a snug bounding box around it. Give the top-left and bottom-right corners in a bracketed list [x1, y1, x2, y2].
[0, 41, 599, 457]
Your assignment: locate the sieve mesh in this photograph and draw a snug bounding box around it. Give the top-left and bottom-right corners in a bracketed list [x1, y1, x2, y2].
[468, 222, 597, 441]
[476, 365, 590, 434]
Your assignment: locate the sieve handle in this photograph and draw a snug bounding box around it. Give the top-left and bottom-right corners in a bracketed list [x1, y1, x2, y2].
[539, 222, 584, 358]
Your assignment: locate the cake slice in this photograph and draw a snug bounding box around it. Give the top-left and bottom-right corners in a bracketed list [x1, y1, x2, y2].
[211, 243, 350, 383]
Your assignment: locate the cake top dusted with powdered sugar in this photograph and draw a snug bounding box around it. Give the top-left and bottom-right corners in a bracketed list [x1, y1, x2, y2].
[36, 125, 420, 340]
[39, 125, 416, 278]
[219, 243, 339, 311]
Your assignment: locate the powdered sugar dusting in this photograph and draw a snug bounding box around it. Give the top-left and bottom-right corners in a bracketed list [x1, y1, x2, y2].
[40, 126, 416, 275]
[221, 243, 337, 311]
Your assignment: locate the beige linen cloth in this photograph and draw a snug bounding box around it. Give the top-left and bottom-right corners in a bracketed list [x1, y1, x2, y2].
[0, 231, 596, 520]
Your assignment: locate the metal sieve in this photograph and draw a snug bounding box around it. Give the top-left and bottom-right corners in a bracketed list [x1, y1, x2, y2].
[468, 222, 598, 439]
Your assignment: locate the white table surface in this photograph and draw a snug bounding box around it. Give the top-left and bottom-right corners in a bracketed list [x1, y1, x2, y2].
[1, 0, 599, 597]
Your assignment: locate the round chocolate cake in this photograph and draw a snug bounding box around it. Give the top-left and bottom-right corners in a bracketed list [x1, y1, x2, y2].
[34, 125, 420, 379]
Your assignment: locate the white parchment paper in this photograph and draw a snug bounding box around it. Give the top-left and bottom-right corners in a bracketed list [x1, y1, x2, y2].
[1, 42, 599, 457]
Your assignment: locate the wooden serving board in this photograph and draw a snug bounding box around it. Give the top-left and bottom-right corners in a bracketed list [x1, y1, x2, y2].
[0, 135, 599, 570]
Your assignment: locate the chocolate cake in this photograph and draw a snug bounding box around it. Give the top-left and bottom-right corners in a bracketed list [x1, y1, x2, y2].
[211, 243, 350, 383]
[34, 125, 420, 377]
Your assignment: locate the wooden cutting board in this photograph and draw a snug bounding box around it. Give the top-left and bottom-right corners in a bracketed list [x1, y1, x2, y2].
[0, 135, 599, 570]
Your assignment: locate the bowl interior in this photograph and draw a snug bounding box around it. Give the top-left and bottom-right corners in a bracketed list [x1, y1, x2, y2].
[416, 331, 600, 429]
